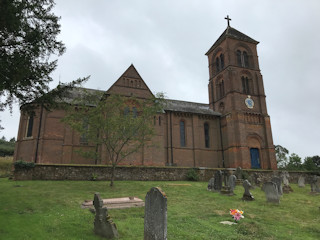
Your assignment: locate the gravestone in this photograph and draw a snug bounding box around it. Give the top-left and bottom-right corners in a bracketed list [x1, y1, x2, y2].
[229, 175, 237, 192]
[93, 193, 118, 239]
[298, 176, 305, 188]
[281, 171, 293, 193]
[262, 182, 280, 203]
[242, 180, 254, 201]
[235, 167, 243, 185]
[144, 187, 167, 240]
[213, 170, 222, 192]
[252, 172, 262, 187]
[207, 177, 215, 191]
[271, 176, 283, 195]
[220, 169, 233, 195]
[310, 175, 320, 194]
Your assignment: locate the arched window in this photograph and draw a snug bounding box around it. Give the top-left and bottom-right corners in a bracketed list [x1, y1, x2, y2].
[124, 107, 130, 116]
[237, 50, 249, 68]
[220, 54, 224, 69]
[80, 117, 89, 145]
[215, 57, 220, 72]
[243, 51, 249, 67]
[216, 80, 225, 99]
[26, 114, 34, 137]
[132, 107, 138, 118]
[204, 123, 210, 148]
[180, 120, 186, 147]
[237, 50, 242, 66]
[241, 76, 250, 94]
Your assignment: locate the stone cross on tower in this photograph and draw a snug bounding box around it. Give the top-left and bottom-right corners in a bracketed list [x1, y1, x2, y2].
[225, 15, 231, 26]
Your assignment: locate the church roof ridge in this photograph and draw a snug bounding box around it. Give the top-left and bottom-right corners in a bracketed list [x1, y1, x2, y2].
[164, 98, 221, 116]
[205, 26, 259, 55]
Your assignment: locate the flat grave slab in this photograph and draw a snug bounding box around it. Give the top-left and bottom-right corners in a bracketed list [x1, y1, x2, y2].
[82, 196, 144, 210]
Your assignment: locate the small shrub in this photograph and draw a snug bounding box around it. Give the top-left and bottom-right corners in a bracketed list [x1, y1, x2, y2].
[91, 173, 98, 181]
[14, 160, 35, 169]
[186, 168, 199, 181]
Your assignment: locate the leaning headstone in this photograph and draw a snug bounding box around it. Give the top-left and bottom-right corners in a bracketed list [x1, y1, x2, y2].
[271, 176, 283, 195]
[207, 177, 215, 191]
[242, 180, 254, 201]
[93, 193, 118, 239]
[229, 175, 237, 192]
[262, 182, 280, 203]
[310, 175, 320, 194]
[212, 170, 223, 192]
[144, 187, 167, 240]
[298, 176, 305, 188]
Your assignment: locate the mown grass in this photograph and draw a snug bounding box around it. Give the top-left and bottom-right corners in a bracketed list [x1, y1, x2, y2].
[0, 156, 13, 177]
[0, 178, 319, 239]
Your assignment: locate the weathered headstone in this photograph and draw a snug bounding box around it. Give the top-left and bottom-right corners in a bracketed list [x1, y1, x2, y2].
[235, 167, 243, 179]
[213, 170, 222, 192]
[144, 187, 167, 240]
[93, 193, 118, 239]
[220, 169, 233, 195]
[207, 177, 215, 191]
[235, 167, 243, 185]
[262, 182, 280, 203]
[271, 176, 283, 195]
[252, 172, 262, 187]
[281, 171, 289, 185]
[242, 180, 254, 201]
[298, 176, 305, 188]
[281, 171, 293, 193]
[229, 175, 237, 192]
[310, 175, 320, 194]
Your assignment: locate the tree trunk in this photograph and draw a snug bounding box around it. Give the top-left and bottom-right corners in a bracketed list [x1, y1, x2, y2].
[110, 164, 116, 187]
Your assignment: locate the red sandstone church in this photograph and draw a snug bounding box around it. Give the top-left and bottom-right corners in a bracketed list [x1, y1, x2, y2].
[14, 22, 277, 170]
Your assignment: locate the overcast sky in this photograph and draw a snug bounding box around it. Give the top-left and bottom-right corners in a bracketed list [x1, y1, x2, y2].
[2, 0, 320, 160]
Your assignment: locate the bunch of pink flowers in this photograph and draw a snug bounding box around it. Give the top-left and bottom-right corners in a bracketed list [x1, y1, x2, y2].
[229, 209, 244, 222]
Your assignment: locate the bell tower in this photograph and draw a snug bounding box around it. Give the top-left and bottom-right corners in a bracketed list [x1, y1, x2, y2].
[206, 16, 277, 169]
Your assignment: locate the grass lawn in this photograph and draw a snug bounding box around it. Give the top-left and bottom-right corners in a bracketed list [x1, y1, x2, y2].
[0, 178, 319, 240]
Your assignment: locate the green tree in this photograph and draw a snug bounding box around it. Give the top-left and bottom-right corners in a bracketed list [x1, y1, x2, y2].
[275, 145, 289, 169]
[63, 91, 164, 187]
[0, 135, 15, 156]
[303, 157, 317, 171]
[286, 153, 303, 170]
[0, 0, 86, 127]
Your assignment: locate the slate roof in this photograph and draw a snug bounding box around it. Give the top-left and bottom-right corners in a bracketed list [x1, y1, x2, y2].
[164, 99, 221, 116]
[59, 87, 105, 106]
[60, 87, 221, 116]
[206, 26, 259, 55]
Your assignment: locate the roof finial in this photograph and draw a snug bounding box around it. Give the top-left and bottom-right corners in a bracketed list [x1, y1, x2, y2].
[225, 15, 231, 27]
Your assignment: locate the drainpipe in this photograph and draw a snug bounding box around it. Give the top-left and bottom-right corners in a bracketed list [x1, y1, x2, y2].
[170, 111, 173, 165]
[34, 104, 43, 163]
[219, 117, 225, 168]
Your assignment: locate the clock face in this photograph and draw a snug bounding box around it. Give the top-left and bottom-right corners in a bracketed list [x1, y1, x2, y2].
[245, 97, 254, 109]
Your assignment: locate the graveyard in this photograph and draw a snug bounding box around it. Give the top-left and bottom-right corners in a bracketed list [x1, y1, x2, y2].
[0, 177, 319, 239]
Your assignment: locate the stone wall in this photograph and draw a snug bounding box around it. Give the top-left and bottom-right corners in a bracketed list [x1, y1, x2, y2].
[13, 164, 318, 183]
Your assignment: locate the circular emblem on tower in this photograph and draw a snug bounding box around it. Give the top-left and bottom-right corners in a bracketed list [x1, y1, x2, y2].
[245, 95, 254, 109]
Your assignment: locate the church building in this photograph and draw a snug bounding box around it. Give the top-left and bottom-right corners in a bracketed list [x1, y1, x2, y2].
[14, 20, 277, 170]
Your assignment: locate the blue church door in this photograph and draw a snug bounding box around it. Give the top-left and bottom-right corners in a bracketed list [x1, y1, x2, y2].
[250, 148, 261, 169]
